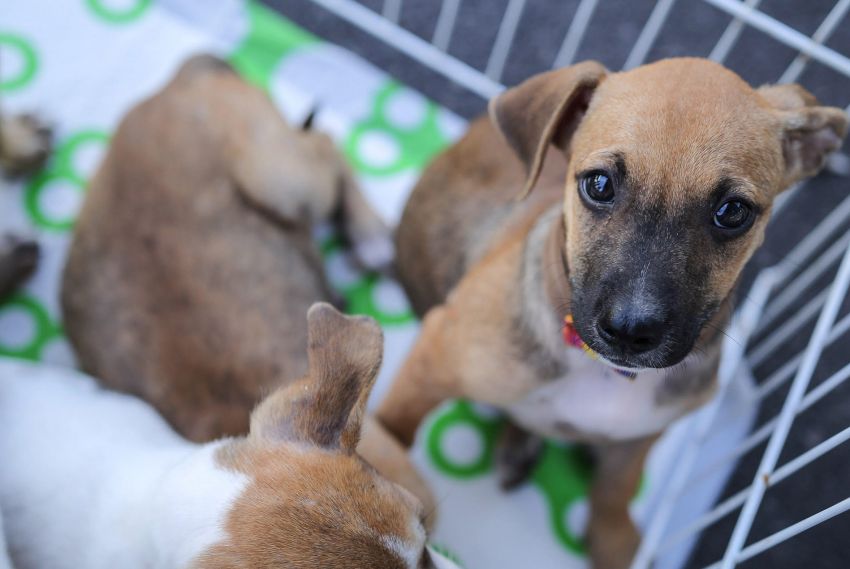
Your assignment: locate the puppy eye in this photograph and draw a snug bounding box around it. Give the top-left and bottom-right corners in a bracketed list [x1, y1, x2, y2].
[579, 172, 615, 204]
[713, 200, 752, 230]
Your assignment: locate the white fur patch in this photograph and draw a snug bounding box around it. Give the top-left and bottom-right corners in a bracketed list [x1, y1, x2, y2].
[0, 359, 248, 569]
[508, 350, 700, 440]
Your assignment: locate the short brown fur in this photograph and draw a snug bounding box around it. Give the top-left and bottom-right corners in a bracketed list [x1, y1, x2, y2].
[382, 58, 847, 568]
[61, 56, 432, 514]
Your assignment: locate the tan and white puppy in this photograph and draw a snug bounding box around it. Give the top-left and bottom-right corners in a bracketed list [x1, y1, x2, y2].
[378, 58, 848, 568]
[0, 304, 459, 569]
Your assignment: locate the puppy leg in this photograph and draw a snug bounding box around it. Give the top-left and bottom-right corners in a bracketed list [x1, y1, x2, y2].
[358, 417, 437, 529]
[337, 168, 393, 272]
[0, 235, 39, 302]
[587, 436, 656, 569]
[0, 113, 52, 178]
[496, 421, 545, 490]
[377, 305, 461, 447]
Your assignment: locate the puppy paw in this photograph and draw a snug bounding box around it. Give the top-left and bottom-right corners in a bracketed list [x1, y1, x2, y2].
[354, 234, 395, 273]
[0, 113, 53, 178]
[496, 422, 545, 491]
[0, 235, 40, 301]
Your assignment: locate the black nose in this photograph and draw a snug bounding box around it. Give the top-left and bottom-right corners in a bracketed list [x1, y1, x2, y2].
[597, 308, 665, 354]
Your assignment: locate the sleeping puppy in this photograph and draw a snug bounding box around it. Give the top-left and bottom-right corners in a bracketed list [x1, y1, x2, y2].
[377, 58, 848, 568]
[0, 304, 459, 569]
[60, 55, 432, 513]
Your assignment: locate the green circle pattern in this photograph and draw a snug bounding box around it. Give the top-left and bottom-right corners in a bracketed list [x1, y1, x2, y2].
[0, 296, 63, 361]
[321, 237, 415, 327]
[24, 130, 110, 231]
[424, 401, 645, 556]
[345, 83, 449, 177]
[86, 0, 151, 24]
[0, 33, 38, 92]
[426, 401, 503, 479]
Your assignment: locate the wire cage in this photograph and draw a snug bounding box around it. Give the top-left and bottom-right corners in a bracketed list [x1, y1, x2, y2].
[271, 1, 850, 568]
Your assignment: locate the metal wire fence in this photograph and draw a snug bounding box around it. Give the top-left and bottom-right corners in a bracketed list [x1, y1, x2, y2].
[292, 1, 850, 567]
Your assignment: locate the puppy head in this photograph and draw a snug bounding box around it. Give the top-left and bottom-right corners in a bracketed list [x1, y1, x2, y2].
[492, 58, 848, 369]
[199, 304, 441, 568]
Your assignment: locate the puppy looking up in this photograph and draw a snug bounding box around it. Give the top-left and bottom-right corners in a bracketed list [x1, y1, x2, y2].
[0, 304, 459, 569]
[378, 58, 848, 568]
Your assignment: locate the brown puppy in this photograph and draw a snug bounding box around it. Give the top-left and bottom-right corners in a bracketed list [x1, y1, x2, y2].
[378, 58, 848, 568]
[60, 55, 432, 515]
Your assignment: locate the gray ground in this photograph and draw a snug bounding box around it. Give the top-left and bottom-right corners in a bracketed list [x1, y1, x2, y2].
[261, 1, 850, 566]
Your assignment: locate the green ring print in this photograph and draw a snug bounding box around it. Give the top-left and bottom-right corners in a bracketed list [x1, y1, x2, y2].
[345, 83, 449, 177]
[321, 237, 415, 327]
[426, 401, 503, 479]
[0, 33, 38, 92]
[229, 1, 316, 91]
[24, 130, 110, 231]
[0, 295, 62, 361]
[530, 444, 595, 556]
[86, 0, 151, 24]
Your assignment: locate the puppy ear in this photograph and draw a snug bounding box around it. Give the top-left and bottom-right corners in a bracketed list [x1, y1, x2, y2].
[758, 84, 848, 186]
[489, 61, 607, 199]
[250, 303, 383, 452]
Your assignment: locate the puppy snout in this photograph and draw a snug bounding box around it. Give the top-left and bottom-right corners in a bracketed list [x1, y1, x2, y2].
[596, 306, 665, 355]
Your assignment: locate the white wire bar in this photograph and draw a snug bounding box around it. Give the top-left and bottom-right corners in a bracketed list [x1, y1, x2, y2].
[630, 269, 779, 569]
[382, 0, 402, 23]
[552, 0, 599, 68]
[749, 288, 829, 369]
[432, 0, 462, 52]
[706, 495, 850, 568]
[755, 309, 850, 401]
[624, 0, 680, 69]
[756, 230, 850, 339]
[663, 422, 850, 554]
[485, 0, 527, 81]
[779, 0, 850, 84]
[663, 360, 850, 547]
[709, 0, 762, 63]
[770, 194, 850, 290]
[720, 242, 850, 568]
[702, 0, 850, 78]
[307, 0, 504, 99]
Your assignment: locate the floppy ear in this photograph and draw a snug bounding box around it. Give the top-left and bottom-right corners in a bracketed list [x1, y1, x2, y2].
[489, 60, 607, 199]
[250, 303, 383, 452]
[758, 84, 848, 187]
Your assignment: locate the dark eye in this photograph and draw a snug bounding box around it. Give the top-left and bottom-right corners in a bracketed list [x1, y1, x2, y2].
[713, 200, 752, 229]
[579, 172, 615, 204]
